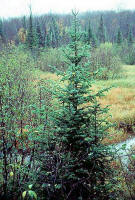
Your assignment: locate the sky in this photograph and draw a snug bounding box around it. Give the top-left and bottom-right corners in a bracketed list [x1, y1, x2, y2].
[0, 0, 134, 18]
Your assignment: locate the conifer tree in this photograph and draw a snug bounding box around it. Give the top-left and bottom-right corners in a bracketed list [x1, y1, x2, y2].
[98, 15, 106, 43]
[45, 32, 51, 47]
[87, 20, 93, 40]
[116, 29, 123, 45]
[46, 11, 114, 200]
[82, 25, 88, 43]
[127, 28, 133, 46]
[87, 20, 97, 47]
[52, 17, 59, 47]
[43, 24, 47, 47]
[26, 7, 36, 50]
[45, 24, 52, 48]
[0, 19, 4, 43]
[22, 16, 27, 30]
[36, 22, 44, 48]
[47, 17, 60, 48]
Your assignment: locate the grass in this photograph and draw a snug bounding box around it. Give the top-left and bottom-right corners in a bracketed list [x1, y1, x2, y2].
[35, 65, 135, 144]
[98, 65, 135, 125]
[97, 65, 135, 144]
[34, 69, 60, 81]
[96, 65, 135, 88]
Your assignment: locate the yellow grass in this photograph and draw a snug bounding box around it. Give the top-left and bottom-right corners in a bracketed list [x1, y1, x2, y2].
[100, 87, 135, 125]
[33, 69, 60, 84]
[98, 65, 135, 143]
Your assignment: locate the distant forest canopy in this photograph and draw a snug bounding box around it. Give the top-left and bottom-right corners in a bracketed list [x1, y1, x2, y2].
[1, 10, 135, 47]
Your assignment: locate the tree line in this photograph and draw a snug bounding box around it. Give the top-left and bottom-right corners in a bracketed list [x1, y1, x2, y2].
[0, 10, 135, 49]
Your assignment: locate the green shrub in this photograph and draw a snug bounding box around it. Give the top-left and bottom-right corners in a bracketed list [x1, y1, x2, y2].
[37, 48, 67, 72]
[0, 45, 38, 199]
[91, 42, 122, 79]
[115, 41, 135, 65]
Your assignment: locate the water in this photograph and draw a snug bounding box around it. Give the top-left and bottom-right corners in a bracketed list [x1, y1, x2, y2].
[111, 137, 135, 168]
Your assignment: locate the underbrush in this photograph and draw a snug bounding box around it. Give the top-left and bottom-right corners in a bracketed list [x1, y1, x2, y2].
[90, 43, 123, 80]
[36, 48, 67, 72]
[1, 43, 135, 199]
[34, 43, 123, 81]
[111, 145, 135, 199]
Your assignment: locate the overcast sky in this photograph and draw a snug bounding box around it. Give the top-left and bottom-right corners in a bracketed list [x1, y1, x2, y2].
[0, 0, 134, 18]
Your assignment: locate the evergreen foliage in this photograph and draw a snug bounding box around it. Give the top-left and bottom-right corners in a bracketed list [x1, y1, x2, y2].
[87, 20, 97, 47]
[48, 18, 59, 47]
[2, 10, 135, 48]
[98, 15, 105, 43]
[55, 11, 113, 199]
[127, 28, 133, 46]
[51, 17, 59, 48]
[0, 19, 4, 43]
[38, 11, 115, 200]
[87, 21, 93, 41]
[36, 22, 44, 48]
[26, 8, 36, 50]
[83, 21, 97, 47]
[22, 16, 27, 30]
[45, 17, 60, 48]
[116, 29, 123, 45]
[45, 32, 51, 47]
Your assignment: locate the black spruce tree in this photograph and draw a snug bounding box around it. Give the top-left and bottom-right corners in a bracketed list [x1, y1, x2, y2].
[26, 8, 36, 50]
[0, 19, 4, 43]
[43, 11, 115, 200]
[87, 20, 97, 47]
[98, 15, 105, 44]
[36, 22, 44, 48]
[116, 29, 123, 45]
[127, 28, 133, 46]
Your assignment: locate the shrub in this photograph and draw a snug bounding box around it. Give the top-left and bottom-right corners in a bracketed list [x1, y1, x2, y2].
[0, 45, 38, 199]
[115, 41, 135, 65]
[91, 43, 122, 80]
[113, 145, 135, 199]
[37, 48, 67, 72]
